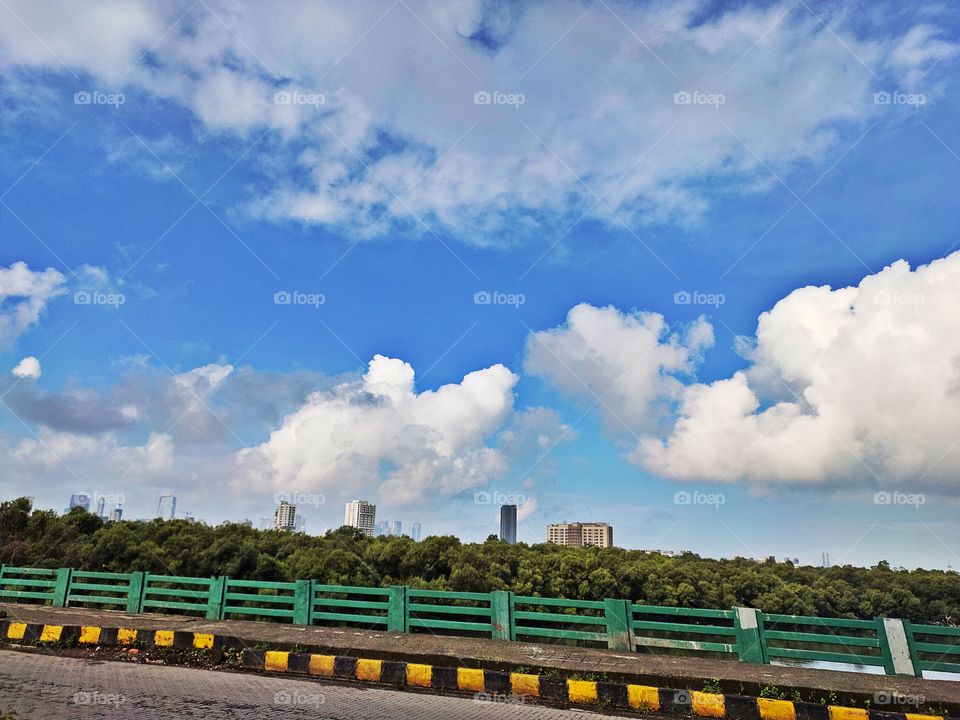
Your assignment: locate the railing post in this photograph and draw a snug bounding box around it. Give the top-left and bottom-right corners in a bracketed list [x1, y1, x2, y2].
[53, 567, 72, 607]
[206, 576, 227, 620]
[387, 585, 408, 633]
[491, 590, 513, 640]
[877, 617, 917, 676]
[603, 598, 634, 651]
[293, 579, 313, 625]
[734, 607, 765, 663]
[126, 571, 145, 613]
[901, 620, 925, 678]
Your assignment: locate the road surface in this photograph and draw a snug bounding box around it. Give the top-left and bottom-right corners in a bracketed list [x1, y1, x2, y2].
[0, 649, 639, 719]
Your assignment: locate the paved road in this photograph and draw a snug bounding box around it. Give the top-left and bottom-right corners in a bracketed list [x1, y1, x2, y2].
[0, 650, 637, 719]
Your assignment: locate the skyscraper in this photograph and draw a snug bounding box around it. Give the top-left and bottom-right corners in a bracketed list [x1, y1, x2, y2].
[409, 522, 422, 542]
[68, 493, 91, 512]
[156, 494, 177, 520]
[344, 500, 376, 536]
[274, 501, 297, 531]
[499, 504, 517, 544]
[389, 520, 402, 537]
[108, 504, 123, 522]
[94, 496, 106, 519]
[375, 520, 389, 537]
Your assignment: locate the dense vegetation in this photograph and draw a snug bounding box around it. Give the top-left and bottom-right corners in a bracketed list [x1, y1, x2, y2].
[1, 497, 957, 624]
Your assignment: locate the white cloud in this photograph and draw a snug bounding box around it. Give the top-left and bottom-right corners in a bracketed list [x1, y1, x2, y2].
[238, 354, 518, 503]
[0, 1, 953, 240]
[0, 261, 66, 347]
[9, 429, 174, 477]
[11, 356, 41, 379]
[630, 252, 960, 488]
[524, 303, 713, 435]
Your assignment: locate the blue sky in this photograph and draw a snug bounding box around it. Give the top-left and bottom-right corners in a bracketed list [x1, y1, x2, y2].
[1, 0, 959, 569]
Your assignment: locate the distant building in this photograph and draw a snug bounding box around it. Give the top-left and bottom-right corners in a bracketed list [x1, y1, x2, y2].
[108, 504, 123, 522]
[295, 514, 307, 534]
[547, 522, 613, 548]
[375, 520, 389, 537]
[499, 504, 517, 544]
[344, 500, 376, 536]
[68, 493, 91, 512]
[156, 494, 177, 520]
[274, 501, 297, 531]
[94, 496, 106, 519]
[390, 520, 402, 537]
[409, 522, 422, 542]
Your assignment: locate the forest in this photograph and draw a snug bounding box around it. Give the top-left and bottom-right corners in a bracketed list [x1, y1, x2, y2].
[1, 497, 957, 624]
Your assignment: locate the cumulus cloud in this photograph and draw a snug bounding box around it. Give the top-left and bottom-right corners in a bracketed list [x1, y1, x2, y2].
[524, 303, 713, 435]
[0, 261, 66, 347]
[238, 354, 519, 503]
[11, 356, 41, 379]
[0, 1, 953, 240]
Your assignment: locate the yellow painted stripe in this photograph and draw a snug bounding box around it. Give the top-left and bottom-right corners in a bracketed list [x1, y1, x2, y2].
[457, 668, 485, 692]
[628, 685, 660, 711]
[828, 707, 868, 720]
[117, 628, 137, 645]
[79, 626, 101, 644]
[906, 715, 945, 720]
[264, 651, 289, 672]
[567, 679, 598, 704]
[154, 630, 174, 647]
[406, 663, 432, 688]
[510, 673, 540, 698]
[759, 698, 797, 720]
[309, 654, 335, 677]
[6, 623, 26, 640]
[692, 691, 726, 718]
[40, 625, 63, 642]
[192, 633, 214, 650]
[356, 658, 382, 682]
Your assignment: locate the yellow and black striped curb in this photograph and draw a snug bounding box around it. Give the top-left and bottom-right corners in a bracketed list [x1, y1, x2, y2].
[240, 649, 955, 720]
[0, 620, 230, 652]
[1, 620, 954, 720]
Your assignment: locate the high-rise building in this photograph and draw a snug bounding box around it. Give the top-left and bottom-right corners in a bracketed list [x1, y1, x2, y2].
[375, 520, 389, 537]
[156, 494, 177, 520]
[295, 514, 307, 534]
[499, 504, 517, 544]
[390, 520, 402, 537]
[344, 500, 376, 536]
[409, 522, 422, 542]
[95, 496, 106, 519]
[274, 501, 297, 531]
[108, 504, 123, 522]
[546, 522, 613, 548]
[68, 493, 91, 512]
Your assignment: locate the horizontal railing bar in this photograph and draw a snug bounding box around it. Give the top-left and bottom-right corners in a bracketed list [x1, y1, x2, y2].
[223, 593, 294, 605]
[143, 587, 210, 599]
[0, 579, 57, 588]
[761, 614, 876, 629]
[763, 631, 878, 647]
[313, 585, 390, 596]
[514, 610, 606, 625]
[513, 596, 605, 610]
[68, 583, 129, 594]
[223, 606, 294, 618]
[914, 643, 960, 655]
[409, 603, 492, 617]
[312, 611, 390, 625]
[633, 621, 738, 636]
[408, 618, 492, 632]
[514, 626, 608, 641]
[312, 598, 389, 611]
[146, 575, 213, 586]
[910, 625, 960, 637]
[225, 579, 296, 590]
[0, 568, 57, 575]
[636, 636, 737, 653]
[632, 605, 734, 619]
[766, 647, 885, 665]
[407, 589, 491, 602]
[70, 571, 132, 580]
[0, 590, 52, 600]
[920, 660, 960, 673]
[142, 600, 207, 612]
[67, 594, 127, 605]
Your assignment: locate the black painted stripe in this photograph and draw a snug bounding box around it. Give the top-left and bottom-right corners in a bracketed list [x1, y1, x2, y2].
[795, 702, 832, 720]
[431, 666, 458, 691]
[661, 687, 693, 714]
[333, 655, 357, 679]
[241, 648, 265, 669]
[483, 670, 511, 694]
[725, 695, 761, 720]
[381, 660, 406, 684]
[598, 682, 628, 707]
[539, 677, 567, 703]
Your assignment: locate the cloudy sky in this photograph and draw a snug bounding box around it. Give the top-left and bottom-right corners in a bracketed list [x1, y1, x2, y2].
[1, 0, 959, 568]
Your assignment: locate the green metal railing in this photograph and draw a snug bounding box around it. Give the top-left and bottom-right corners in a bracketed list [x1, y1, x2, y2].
[1, 563, 958, 678]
